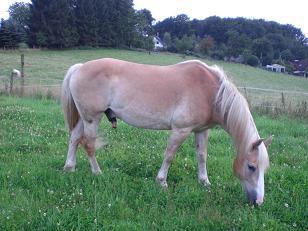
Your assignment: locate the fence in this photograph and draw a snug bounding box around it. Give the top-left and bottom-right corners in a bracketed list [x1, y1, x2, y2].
[0, 75, 62, 99]
[239, 87, 308, 117]
[1, 54, 307, 118]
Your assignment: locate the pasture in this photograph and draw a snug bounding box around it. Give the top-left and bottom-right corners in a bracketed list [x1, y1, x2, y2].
[0, 49, 307, 230]
[1, 49, 308, 114]
[1, 49, 308, 91]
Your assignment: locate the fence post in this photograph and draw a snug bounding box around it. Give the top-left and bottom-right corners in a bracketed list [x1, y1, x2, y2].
[20, 54, 25, 96]
[281, 92, 285, 110]
[9, 72, 13, 95]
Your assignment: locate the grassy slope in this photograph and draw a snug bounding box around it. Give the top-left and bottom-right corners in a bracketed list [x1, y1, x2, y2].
[0, 96, 307, 230]
[1, 49, 308, 92]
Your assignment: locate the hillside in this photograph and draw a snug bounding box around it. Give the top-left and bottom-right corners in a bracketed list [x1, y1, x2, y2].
[1, 49, 308, 92]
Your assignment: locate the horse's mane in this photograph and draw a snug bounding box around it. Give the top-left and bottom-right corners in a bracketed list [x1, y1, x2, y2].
[208, 65, 260, 154]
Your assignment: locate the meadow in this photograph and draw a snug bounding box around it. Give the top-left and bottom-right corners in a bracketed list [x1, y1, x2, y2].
[0, 49, 307, 230]
[1, 48, 308, 91]
[1, 49, 308, 112]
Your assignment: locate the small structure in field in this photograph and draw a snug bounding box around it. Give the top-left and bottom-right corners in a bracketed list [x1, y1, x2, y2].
[266, 64, 286, 73]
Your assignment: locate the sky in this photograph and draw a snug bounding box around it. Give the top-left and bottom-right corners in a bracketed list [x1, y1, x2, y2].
[1, 0, 307, 37]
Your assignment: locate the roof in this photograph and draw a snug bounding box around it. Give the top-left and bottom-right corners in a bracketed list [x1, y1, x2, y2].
[154, 36, 164, 44]
[266, 64, 285, 69]
[271, 64, 285, 68]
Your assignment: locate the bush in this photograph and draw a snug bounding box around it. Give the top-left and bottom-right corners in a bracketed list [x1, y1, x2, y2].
[18, 42, 29, 50]
[175, 34, 195, 53]
[246, 55, 259, 67]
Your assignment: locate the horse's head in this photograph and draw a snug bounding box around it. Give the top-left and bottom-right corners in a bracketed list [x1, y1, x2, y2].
[233, 135, 273, 205]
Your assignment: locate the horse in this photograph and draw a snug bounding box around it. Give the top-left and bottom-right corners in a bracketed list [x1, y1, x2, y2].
[61, 58, 272, 205]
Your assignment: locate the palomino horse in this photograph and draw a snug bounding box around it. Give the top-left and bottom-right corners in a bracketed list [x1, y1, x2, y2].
[61, 58, 272, 205]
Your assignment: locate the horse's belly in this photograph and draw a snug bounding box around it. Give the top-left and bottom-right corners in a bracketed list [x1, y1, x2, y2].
[111, 108, 172, 130]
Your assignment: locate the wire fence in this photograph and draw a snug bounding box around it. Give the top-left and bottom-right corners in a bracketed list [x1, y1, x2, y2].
[1, 74, 308, 118]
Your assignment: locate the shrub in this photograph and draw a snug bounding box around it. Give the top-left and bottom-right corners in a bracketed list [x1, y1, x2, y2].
[18, 42, 29, 50]
[246, 55, 259, 67]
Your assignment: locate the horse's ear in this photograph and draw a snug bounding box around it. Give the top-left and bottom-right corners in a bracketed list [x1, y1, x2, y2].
[263, 135, 273, 149]
[251, 138, 264, 151]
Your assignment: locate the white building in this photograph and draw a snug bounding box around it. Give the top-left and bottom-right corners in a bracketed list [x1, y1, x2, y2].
[153, 36, 164, 50]
[266, 64, 286, 73]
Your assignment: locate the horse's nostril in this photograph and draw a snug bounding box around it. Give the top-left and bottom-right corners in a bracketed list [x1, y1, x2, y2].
[247, 190, 257, 204]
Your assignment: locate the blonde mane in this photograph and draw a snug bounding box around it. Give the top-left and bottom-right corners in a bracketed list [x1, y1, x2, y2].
[210, 65, 259, 154]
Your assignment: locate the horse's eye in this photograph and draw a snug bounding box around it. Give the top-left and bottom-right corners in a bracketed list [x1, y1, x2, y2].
[248, 164, 256, 172]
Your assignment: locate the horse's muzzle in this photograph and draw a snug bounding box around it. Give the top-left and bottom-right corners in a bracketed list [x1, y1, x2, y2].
[246, 189, 257, 205]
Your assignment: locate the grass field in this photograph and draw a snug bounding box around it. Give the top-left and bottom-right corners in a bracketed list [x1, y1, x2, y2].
[1, 49, 308, 113]
[1, 48, 308, 91]
[0, 49, 307, 230]
[0, 96, 307, 230]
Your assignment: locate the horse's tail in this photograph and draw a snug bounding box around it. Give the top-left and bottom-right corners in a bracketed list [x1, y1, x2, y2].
[61, 63, 83, 132]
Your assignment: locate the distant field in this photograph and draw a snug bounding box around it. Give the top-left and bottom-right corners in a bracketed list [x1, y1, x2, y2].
[1, 48, 308, 91]
[0, 96, 307, 230]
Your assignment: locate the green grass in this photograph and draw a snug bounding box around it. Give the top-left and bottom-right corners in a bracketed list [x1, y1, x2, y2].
[0, 49, 307, 229]
[0, 96, 307, 230]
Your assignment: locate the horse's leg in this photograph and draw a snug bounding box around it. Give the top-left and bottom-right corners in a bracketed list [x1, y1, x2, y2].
[83, 119, 102, 174]
[156, 129, 191, 187]
[63, 119, 84, 172]
[195, 130, 211, 186]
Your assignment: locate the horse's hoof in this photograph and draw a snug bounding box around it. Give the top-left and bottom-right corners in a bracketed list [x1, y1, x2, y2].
[63, 165, 75, 172]
[92, 169, 102, 175]
[198, 178, 211, 186]
[156, 177, 168, 188]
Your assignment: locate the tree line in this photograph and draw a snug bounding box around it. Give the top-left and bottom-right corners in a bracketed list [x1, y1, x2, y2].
[155, 15, 308, 66]
[0, 0, 154, 50]
[0, 1, 307, 68]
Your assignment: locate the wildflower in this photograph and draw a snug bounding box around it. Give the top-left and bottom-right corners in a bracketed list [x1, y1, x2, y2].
[284, 203, 289, 208]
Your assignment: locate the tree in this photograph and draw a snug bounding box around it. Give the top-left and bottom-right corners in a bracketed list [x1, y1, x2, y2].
[266, 33, 287, 52]
[29, 0, 78, 48]
[132, 8, 155, 48]
[252, 38, 274, 65]
[136, 9, 155, 35]
[280, 49, 293, 61]
[8, 2, 30, 44]
[75, 0, 100, 47]
[0, 19, 20, 48]
[198, 35, 215, 55]
[175, 34, 195, 53]
[154, 14, 191, 39]
[163, 32, 172, 49]
[226, 30, 251, 57]
[108, 0, 136, 47]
